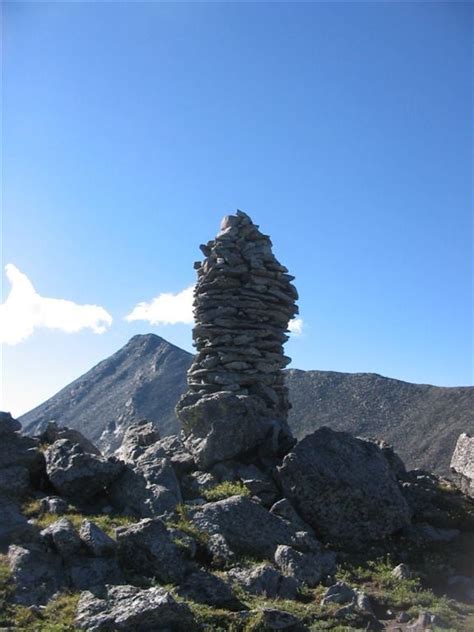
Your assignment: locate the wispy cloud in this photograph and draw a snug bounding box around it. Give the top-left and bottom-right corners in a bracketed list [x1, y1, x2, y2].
[288, 317, 304, 336]
[0, 264, 113, 345]
[125, 286, 195, 325]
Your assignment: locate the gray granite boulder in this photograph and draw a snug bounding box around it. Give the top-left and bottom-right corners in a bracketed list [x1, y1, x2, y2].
[114, 419, 161, 463]
[0, 495, 33, 549]
[39, 495, 69, 515]
[75, 584, 195, 631]
[40, 517, 83, 557]
[274, 545, 336, 587]
[0, 411, 21, 435]
[69, 557, 123, 591]
[44, 439, 124, 501]
[191, 495, 303, 558]
[178, 391, 276, 469]
[79, 520, 116, 557]
[176, 570, 239, 607]
[450, 433, 474, 498]
[8, 544, 66, 605]
[0, 413, 44, 487]
[0, 465, 30, 499]
[228, 563, 299, 599]
[276, 427, 411, 547]
[116, 517, 187, 583]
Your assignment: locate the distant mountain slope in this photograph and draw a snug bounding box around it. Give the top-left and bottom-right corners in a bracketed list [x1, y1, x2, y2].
[286, 369, 473, 476]
[20, 334, 193, 453]
[20, 334, 473, 475]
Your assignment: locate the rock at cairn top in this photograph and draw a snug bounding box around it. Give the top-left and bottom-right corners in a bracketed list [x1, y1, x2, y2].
[176, 210, 298, 468]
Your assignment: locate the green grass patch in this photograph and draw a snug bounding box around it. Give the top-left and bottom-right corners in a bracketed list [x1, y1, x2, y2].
[21, 497, 136, 538]
[13, 592, 80, 631]
[167, 504, 210, 544]
[202, 481, 251, 502]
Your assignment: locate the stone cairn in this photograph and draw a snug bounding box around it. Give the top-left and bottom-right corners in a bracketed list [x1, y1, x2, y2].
[176, 210, 299, 468]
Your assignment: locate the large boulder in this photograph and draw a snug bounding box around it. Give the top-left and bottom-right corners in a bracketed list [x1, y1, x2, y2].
[450, 433, 474, 498]
[116, 518, 188, 583]
[177, 391, 276, 469]
[40, 517, 83, 557]
[79, 520, 117, 557]
[0, 495, 33, 549]
[276, 427, 411, 547]
[44, 439, 124, 501]
[0, 412, 44, 491]
[176, 570, 239, 608]
[75, 585, 195, 631]
[8, 544, 66, 605]
[191, 495, 308, 558]
[0, 411, 21, 435]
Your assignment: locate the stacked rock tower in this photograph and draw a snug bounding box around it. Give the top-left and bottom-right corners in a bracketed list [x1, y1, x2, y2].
[177, 210, 299, 468]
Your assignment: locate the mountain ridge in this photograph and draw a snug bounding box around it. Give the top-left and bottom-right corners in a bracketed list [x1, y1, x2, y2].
[20, 333, 474, 475]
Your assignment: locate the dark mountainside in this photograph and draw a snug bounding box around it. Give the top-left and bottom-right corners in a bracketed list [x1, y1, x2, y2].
[20, 333, 473, 476]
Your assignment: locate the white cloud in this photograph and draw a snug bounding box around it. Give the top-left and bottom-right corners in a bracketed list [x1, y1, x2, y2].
[0, 264, 113, 345]
[288, 317, 304, 336]
[126, 286, 195, 325]
[127, 284, 304, 337]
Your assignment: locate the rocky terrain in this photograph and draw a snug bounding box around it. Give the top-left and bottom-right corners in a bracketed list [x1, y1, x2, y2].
[1, 412, 474, 631]
[20, 338, 473, 477]
[2, 211, 474, 631]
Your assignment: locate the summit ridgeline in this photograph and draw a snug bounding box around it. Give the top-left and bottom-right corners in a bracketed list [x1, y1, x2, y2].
[176, 210, 299, 468]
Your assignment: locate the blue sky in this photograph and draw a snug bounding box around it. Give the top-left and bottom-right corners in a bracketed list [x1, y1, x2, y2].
[1, 1, 472, 416]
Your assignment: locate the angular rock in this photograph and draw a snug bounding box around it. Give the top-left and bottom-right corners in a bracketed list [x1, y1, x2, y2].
[450, 433, 474, 498]
[228, 563, 299, 599]
[38, 421, 101, 455]
[176, 570, 238, 607]
[181, 471, 218, 500]
[44, 439, 123, 501]
[79, 520, 116, 557]
[0, 465, 30, 499]
[206, 533, 236, 567]
[150, 434, 195, 475]
[8, 544, 65, 605]
[69, 557, 123, 591]
[191, 495, 303, 558]
[0, 411, 21, 435]
[75, 585, 195, 631]
[0, 413, 44, 482]
[277, 427, 411, 547]
[270, 498, 315, 534]
[0, 495, 33, 549]
[116, 518, 187, 583]
[39, 495, 69, 515]
[274, 545, 335, 587]
[177, 391, 277, 469]
[41, 517, 83, 557]
[321, 582, 356, 606]
[108, 454, 181, 518]
[114, 419, 160, 463]
[258, 608, 301, 630]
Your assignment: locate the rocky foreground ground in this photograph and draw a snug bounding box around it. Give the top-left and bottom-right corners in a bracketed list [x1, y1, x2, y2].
[1, 411, 473, 631]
